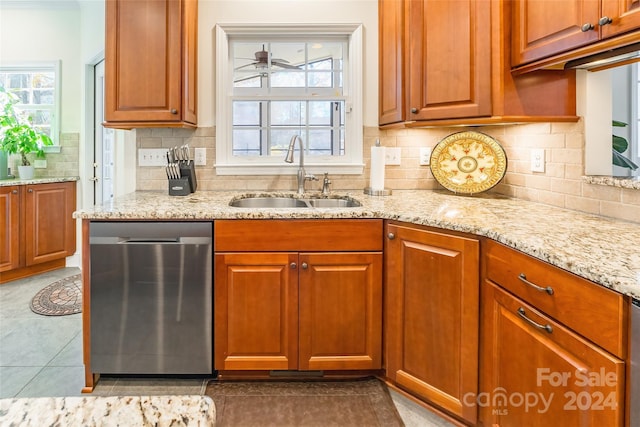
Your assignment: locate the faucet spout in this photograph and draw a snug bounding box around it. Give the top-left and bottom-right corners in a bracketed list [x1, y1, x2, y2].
[284, 135, 316, 194]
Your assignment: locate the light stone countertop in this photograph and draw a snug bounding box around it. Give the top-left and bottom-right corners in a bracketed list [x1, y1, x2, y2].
[73, 189, 640, 300]
[0, 395, 215, 426]
[0, 176, 79, 187]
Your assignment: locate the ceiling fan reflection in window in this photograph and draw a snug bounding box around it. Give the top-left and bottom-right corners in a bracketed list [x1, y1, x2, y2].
[235, 45, 300, 71]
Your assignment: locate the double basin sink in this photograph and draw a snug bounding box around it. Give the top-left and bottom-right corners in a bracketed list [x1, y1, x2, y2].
[229, 195, 361, 209]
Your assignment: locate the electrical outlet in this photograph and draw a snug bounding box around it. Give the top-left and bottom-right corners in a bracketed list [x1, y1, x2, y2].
[419, 147, 432, 166]
[194, 148, 207, 166]
[531, 148, 545, 172]
[138, 149, 168, 166]
[385, 147, 401, 165]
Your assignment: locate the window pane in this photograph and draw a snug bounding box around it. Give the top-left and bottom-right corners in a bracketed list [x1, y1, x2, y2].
[234, 73, 262, 88]
[232, 129, 261, 155]
[271, 42, 305, 70]
[307, 43, 343, 69]
[233, 101, 261, 126]
[309, 101, 332, 125]
[308, 72, 333, 88]
[271, 70, 305, 88]
[270, 129, 302, 155]
[32, 72, 54, 88]
[308, 129, 332, 155]
[33, 89, 54, 104]
[271, 101, 305, 126]
[6, 73, 29, 89]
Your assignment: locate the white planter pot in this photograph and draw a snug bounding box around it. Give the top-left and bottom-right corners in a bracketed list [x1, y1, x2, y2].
[18, 165, 35, 180]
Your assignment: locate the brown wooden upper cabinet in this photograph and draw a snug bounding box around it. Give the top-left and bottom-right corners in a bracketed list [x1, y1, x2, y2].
[379, 0, 578, 127]
[512, 0, 640, 67]
[104, 0, 197, 129]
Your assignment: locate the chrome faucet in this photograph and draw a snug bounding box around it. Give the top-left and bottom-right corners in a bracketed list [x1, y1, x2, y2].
[284, 135, 317, 194]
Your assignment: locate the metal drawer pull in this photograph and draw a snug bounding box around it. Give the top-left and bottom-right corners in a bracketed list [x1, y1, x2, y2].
[301, 262, 308, 269]
[517, 307, 553, 333]
[518, 273, 554, 295]
[598, 16, 612, 26]
[581, 22, 594, 32]
[290, 262, 297, 269]
[388, 233, 395, 240]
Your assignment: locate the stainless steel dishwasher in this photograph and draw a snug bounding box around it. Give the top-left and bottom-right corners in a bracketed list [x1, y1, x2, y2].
[89, 222, 212, 375]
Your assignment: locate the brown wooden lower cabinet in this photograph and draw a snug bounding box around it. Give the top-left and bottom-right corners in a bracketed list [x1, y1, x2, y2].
[479, 280, 625, 427]
[214, 249, 382, 372]
[385, 222, 480, 424]
[0, 181, 76, 283]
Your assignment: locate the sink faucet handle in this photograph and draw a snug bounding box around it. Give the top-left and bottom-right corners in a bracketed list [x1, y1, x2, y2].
[322, 172, 331, 194]
[305, 173, 318, 182]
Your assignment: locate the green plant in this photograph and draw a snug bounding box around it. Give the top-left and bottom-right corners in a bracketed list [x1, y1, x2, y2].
[0, 86, 53, 166]
[612, 120, 638, 170]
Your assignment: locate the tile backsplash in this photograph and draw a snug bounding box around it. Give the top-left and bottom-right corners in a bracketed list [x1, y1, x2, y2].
[8, 132, 80, 179]
[135, 122, 639, 224]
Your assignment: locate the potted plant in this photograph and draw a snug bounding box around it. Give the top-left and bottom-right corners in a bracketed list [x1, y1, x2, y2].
[612, 120, 638, 172]
[0, 86, 53, 179]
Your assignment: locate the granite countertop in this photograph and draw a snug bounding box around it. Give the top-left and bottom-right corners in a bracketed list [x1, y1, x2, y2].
[0, 176, 79, 187]
[0, 395, 215, 426]
[73, 189, 640, 299]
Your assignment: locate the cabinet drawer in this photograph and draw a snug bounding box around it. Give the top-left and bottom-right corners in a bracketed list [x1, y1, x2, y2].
[215, 219, 383, 252]
[484, 240, 627, 358]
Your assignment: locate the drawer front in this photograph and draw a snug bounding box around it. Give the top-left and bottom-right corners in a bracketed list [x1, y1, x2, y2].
[215, 219, 383, 252]
[484, 240, 627, 358]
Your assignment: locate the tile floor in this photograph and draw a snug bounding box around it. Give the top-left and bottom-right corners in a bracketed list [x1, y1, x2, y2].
[0, 267, 454, 426]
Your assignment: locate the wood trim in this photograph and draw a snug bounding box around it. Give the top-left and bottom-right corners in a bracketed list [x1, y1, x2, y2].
[0, 258, 65, 284]
[215, 219, 383, 252]
[81, 219, 95, 392]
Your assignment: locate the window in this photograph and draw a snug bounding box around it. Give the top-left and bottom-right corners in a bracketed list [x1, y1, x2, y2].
[0, 62, 61, 146]
[215, 25, 363, 175]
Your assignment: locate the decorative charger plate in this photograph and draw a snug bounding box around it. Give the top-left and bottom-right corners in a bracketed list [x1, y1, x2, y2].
[430, 131, 507, 194]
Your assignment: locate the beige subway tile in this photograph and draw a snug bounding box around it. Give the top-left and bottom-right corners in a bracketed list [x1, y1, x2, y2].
[517, 133, 565, 148]
[505, 122, 551, 135]
[550, 148, 583, 165]
[194, 127, 215, 137]
[621, 188, 640, 206]
[515, 187, 539, 202]
[492, 183, 517, 197]
[537, 190, 565, 208]
[581, 183, 621, 202]
[544, 162, 565, 178]
[550, 178, 582, 195]
[565, 164, 585, 179]
[135, 128, 153, 137]
[503, 172, 526, 186]
[172, 128, 196, 137]
[363, 127, 382, 137]
[564, 132, 584, 149]
[151, 128, 174, 137]
[565, 195, 600, 215]
[551, 121, 583, 134]
[160, 137, 185, 148]
[525, 174, 551, 191]
[139, 137, 163, 148]
[599, 201, 640, 223]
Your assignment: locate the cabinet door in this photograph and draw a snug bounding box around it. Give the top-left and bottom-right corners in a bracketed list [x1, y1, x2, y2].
[601, 0, 640, 38]
[298, 252, 382, 371]
[105, 0, 184, 123]
[379, 0, 405, 125]
[406, 0, 491, 120]
[385, 223, 479, 423]
[0, 186, 21, 272]
[24, 182, 76, 266]
[512, 0, 600, 66]
[480, 281, 625, 427]
[215, 252, 299, 371]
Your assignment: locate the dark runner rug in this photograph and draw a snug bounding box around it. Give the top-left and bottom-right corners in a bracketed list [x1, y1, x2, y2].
[30, 274, 82, 316]
[204, 377, 404, 427]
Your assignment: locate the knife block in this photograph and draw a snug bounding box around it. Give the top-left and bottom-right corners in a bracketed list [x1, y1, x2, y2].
[180, 161, 197, 192]
[168, 177, 191, 196]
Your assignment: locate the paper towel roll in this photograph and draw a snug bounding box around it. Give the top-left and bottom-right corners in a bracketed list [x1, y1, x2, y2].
[370, 145, 386, 190]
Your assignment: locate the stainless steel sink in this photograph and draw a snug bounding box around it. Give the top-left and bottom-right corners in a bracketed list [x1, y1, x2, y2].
[229, 197, 309, 208]
[229, 196, 361, 208]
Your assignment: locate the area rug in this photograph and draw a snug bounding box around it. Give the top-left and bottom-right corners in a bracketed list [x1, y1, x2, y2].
[204, 377, 404, 427]
[30, 274, 82, 316]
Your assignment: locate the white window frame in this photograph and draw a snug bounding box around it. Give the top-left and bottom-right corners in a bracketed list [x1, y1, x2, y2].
[0, 61, 61, 148]
[215, 24, 363, 175]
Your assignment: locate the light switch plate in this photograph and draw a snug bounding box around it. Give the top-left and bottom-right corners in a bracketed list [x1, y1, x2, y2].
[385, 147, 401, 165]
[419, 147, 432, 166]
[139, 149, 167, 166]
[530, 148, 545, 172]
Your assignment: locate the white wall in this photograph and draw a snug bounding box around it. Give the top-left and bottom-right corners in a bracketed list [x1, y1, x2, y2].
[0, 5, 82, 133]
[198, 0, 379, 127]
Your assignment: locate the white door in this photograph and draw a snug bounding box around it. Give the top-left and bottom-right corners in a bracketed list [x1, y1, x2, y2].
[93, 60, 114, 204]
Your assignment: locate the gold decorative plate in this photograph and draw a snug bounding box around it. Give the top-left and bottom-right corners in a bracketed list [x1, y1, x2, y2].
[430, 131, 507, 194]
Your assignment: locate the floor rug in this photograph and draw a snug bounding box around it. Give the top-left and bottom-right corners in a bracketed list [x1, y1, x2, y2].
[204, 377, 404, 427]
[30, 274, 82, 316]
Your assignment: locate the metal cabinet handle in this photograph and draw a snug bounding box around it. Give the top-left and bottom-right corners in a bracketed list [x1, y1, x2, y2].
[27, 188, 33, 193]
[518, 273, 554, 295]
[290, 262, 297, 269]
[12, 189, 18, 194]
[301, 262, 308, 269]
[581, 23, 594, 32]
[410, 108, 418, 114]
[388, 232, 395, 240]
[517, 307, 553, 333]
[170, 109, 178, 114]
[598, 16, 612, 26]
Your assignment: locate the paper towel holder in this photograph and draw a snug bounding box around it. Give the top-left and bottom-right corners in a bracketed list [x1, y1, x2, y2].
[364, 187, 392, 196]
